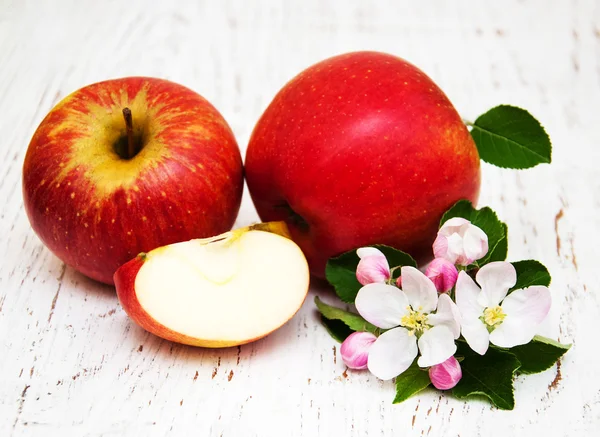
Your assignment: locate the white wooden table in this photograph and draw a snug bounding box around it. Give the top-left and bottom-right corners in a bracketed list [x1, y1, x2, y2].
[1, 1, 599, 435]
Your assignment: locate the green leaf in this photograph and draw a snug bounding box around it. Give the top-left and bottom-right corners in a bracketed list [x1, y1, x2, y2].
[470, 105, 552, 169]
[487, 223, 508, 262]
[393, 363, 431, 404]
[506, 335, 570, 374]
[453, 342, 520, 410]
[439, 200, 507, 266]
[325, 245, 416, 303]
[314, 296, 378, 335]
[510, 260, 551, 292]
[324, 251, 362, 304]
[378, 246, 417, 276]
[319, 316, 355, 342]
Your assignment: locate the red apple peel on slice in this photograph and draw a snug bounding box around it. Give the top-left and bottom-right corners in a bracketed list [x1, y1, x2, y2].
[114, 222, 310, 347]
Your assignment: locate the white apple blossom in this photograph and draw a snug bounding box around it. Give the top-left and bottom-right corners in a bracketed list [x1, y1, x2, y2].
[354, 266, 461, 380]
[433, 217, 489, 266]
[356, 247, 390, 285]
[455, 261, 551, 355]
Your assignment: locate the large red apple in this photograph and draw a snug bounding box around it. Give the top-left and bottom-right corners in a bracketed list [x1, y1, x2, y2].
[245, 51, 480, 277]
[23, 77, 243, 284]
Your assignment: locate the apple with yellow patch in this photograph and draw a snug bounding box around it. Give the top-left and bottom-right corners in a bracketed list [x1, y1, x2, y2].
[23, 77, 243, 284]
[114, 222, 310, 347]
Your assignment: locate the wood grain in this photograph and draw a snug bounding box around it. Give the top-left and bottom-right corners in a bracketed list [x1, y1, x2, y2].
[1, 0, 599, 435]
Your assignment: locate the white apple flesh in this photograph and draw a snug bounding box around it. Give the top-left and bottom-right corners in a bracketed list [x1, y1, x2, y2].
[115, 222, 310, 347]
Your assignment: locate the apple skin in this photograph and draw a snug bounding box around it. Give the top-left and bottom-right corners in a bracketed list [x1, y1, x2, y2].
[23, 77, 243, 284]
[245, 51, 480, 277]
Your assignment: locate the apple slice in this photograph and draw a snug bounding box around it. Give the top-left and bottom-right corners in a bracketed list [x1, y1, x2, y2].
[114, 222, 310, 347]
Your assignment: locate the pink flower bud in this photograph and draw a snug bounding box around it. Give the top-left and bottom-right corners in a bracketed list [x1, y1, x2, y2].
[396, 275, 402, 288]
[428, 356, 462, 390]
[356, 247, 390, 285]
[432, 234, 449, 260]
[340, 331, 377, 369]
[434, 218, 488, 266]
[425, 258, 459, 293]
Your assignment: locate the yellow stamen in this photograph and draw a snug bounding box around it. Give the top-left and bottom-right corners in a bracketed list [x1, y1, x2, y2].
[483, 305, 506, 326]
[400, 306, 430, 335]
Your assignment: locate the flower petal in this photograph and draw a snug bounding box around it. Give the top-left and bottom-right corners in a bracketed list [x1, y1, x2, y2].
[357, 247, 385, 259]
[462, 321, 490, 355]
[428, 293, 461, 339]
[475, 261, 517, 308]
[455, 271, 484, 322]
[438, 217, 471, 236]
[446, 233, 466, 264]
[501, 286, 552, 324]
[489, 286, 552, 348]
[367, 327, 418, 380]
[417, 325, 457, 367]
[488, 318, 530, 349]
[356, 255, 390, 285]
[462, 224, 489, 263]
[355, 283, 409, 329]
[400, 266, 438, 313]
[432, 235, 449, 260]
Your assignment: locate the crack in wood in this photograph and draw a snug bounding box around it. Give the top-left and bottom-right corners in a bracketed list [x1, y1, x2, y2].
[12, 384, 30, 433]
[569, 236, 578, 271]
[554, 208, 564, 256]
[548, 359, 563, 391]
[98, 308, 117, 318]
[47, 264, 66, 324]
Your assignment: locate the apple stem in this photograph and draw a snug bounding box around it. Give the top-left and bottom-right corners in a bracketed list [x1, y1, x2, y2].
[122, 107, 136, 159]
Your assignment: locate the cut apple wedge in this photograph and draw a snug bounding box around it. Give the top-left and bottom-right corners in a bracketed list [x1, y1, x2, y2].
[114, 222, 310, 347]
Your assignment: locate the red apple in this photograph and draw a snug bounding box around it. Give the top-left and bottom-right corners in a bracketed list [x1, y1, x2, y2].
[245, 51, 480, 277]
[23, 77, 243, 284]
[114, 222, 310, 347]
